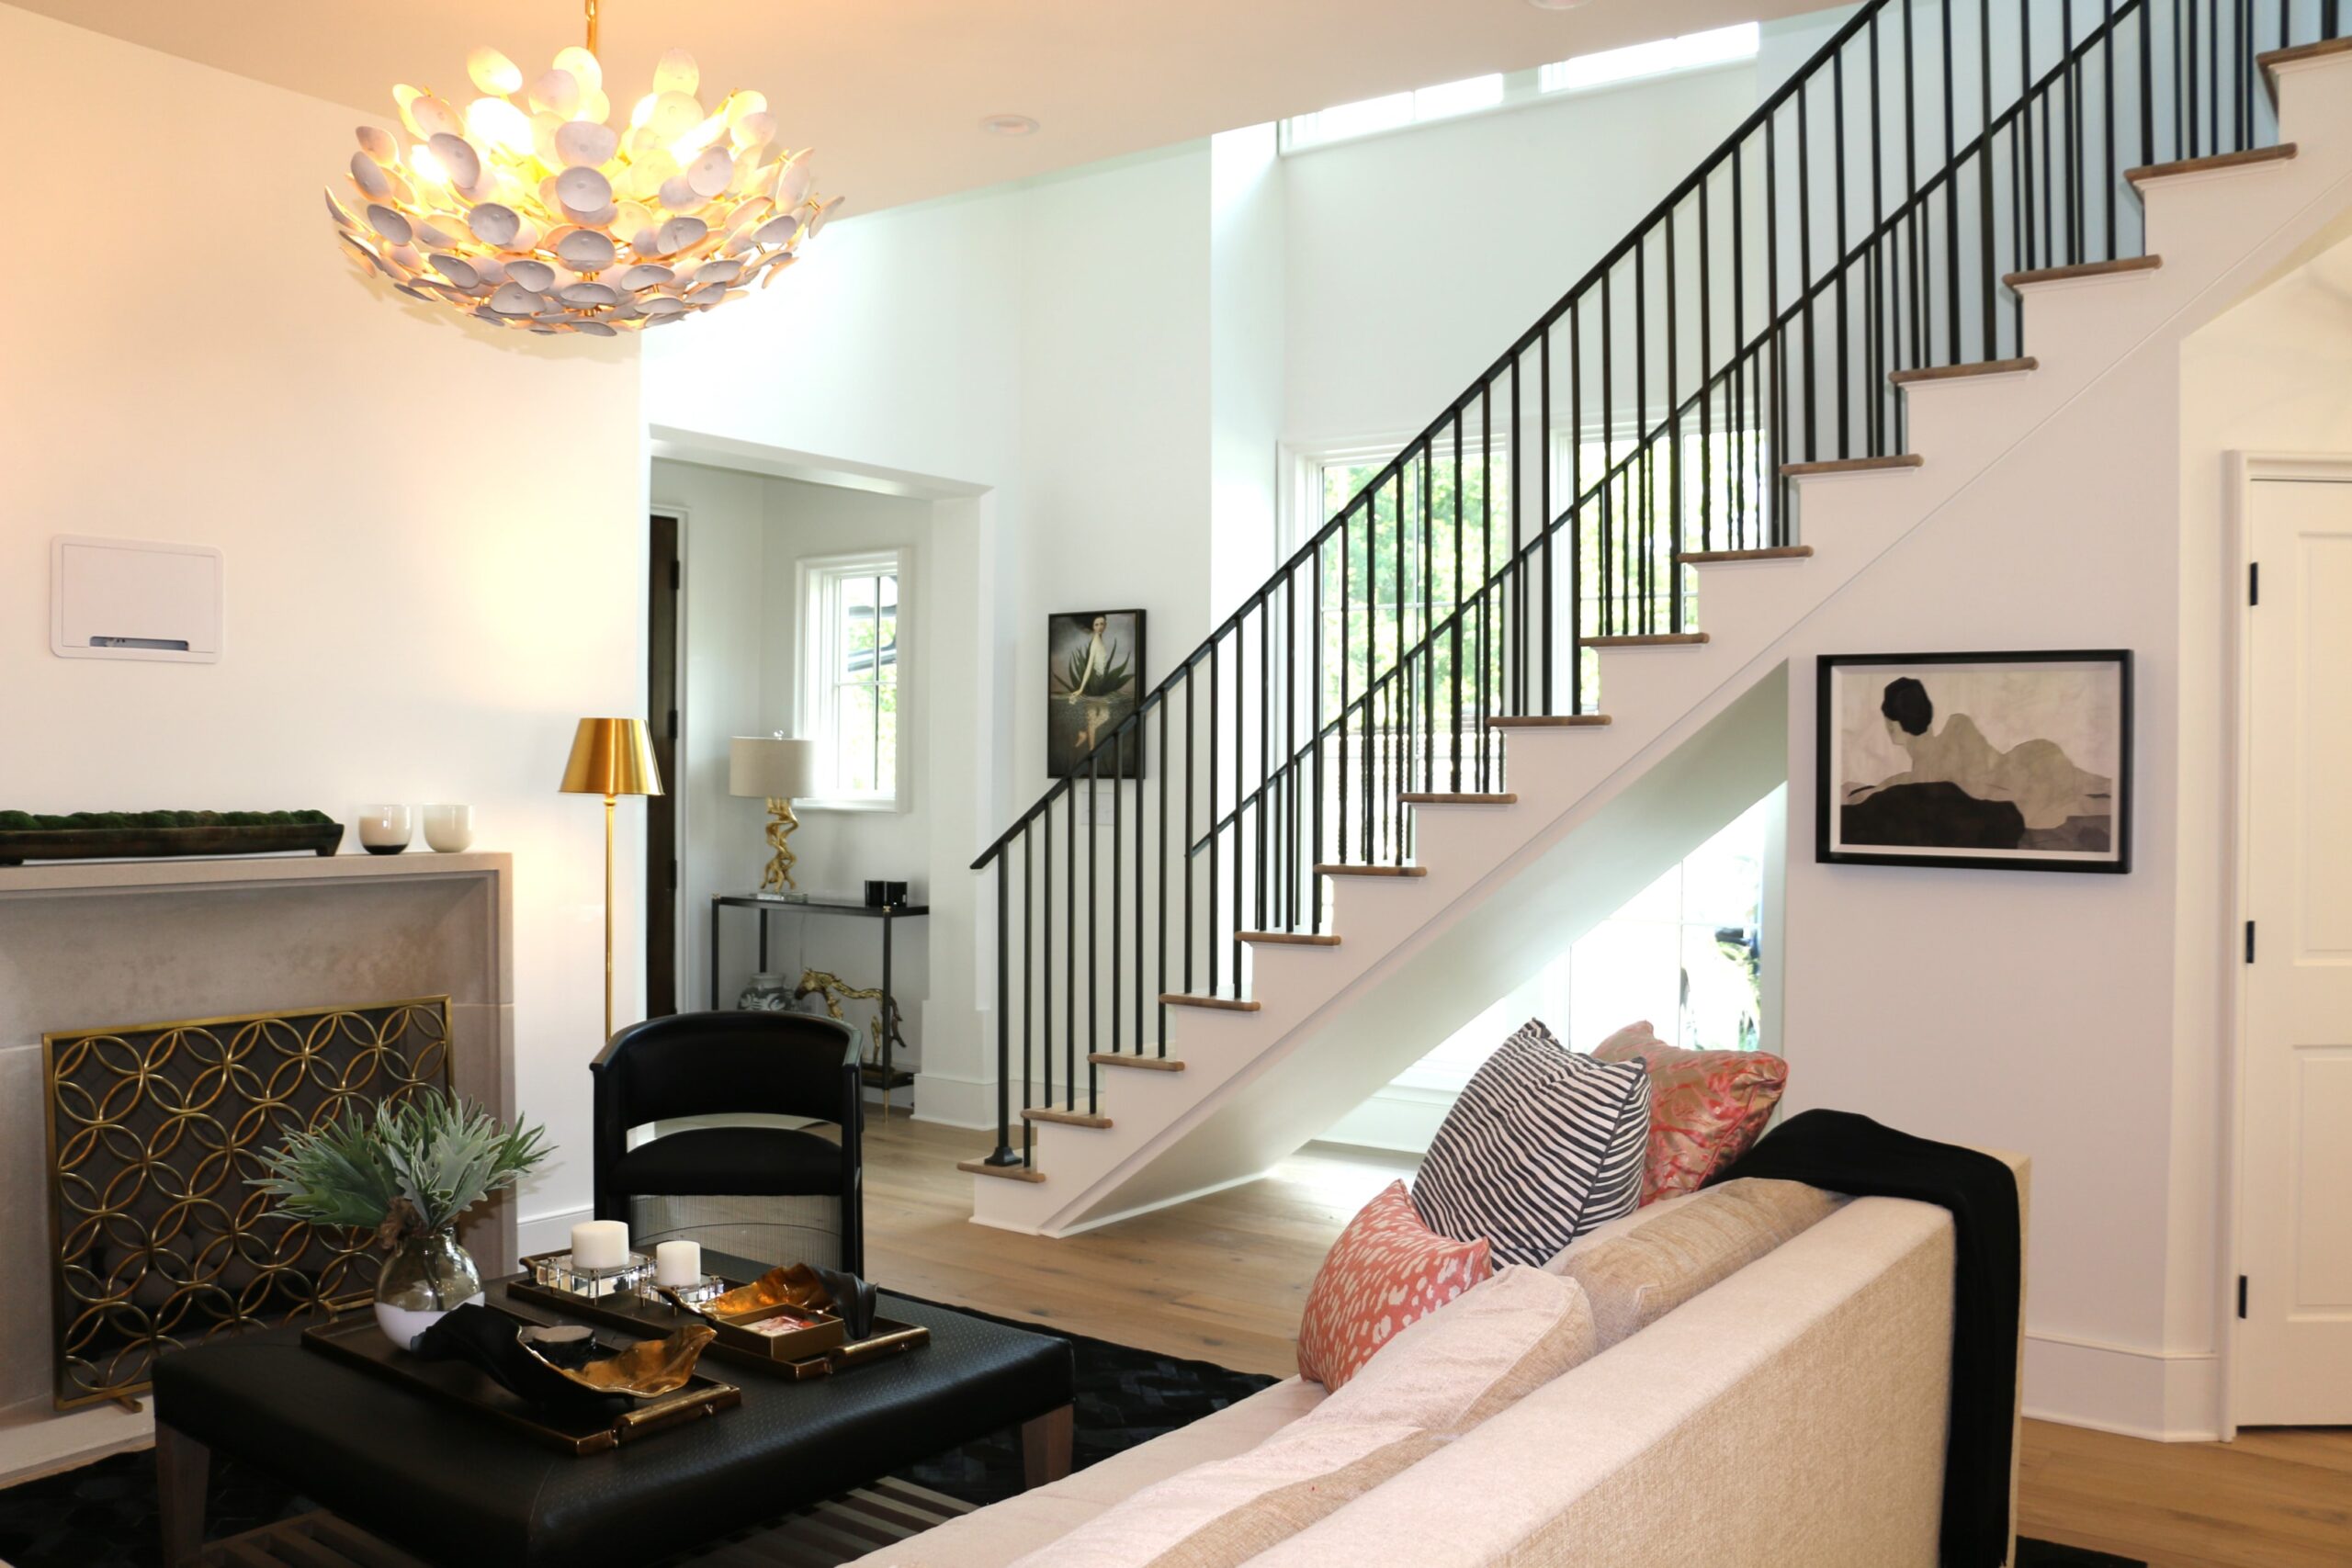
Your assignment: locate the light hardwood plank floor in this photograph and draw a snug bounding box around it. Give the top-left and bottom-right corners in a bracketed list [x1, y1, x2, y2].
[863, 1115, 2352, 1567]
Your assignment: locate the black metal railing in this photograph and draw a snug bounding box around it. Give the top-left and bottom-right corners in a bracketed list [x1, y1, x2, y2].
[972, 0, 2345, 1170]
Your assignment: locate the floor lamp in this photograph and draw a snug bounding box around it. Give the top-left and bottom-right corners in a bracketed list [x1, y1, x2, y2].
[560, 716, 664, 1043]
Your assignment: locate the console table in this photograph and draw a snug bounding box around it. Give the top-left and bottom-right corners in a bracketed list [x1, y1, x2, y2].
[708, 894, 928, 1113]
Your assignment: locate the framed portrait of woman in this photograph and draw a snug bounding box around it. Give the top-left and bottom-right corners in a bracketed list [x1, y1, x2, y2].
[1047, 609, 1146, 780]
[1816, 650, 2132, 873]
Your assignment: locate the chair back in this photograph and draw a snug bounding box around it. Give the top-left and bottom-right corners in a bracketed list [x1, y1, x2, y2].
[593, 1010, 860, 1130]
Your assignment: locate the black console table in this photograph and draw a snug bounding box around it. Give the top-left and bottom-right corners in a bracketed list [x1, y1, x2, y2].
[708, 894, 928, 1114]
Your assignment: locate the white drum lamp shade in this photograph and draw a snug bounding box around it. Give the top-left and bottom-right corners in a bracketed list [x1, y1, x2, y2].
[729, 737, 819, 801]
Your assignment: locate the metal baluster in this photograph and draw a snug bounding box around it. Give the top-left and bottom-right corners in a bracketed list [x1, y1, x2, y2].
[1982, 0, 1999, 355]
[1085, 747, 1097, 1102]
[1157, 698, 1169, 1053]
[990, 852, 1012, 1164]
[1941, 0, 1960, 361]
[1833, 51, 1851, 456]
[1206, 637, 1219, 989]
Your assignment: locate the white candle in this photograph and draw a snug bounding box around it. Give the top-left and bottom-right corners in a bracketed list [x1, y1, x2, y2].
[655, 1239, 702, 1288]
[571, 1219, 629, 1271]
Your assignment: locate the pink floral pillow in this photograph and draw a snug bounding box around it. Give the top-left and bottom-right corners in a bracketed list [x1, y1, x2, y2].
[1296, 1180, 1491, 1389]
[1591, 1021, 1788, 1205]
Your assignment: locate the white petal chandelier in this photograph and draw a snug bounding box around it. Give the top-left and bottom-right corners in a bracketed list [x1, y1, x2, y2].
[327, 0, 840, 335]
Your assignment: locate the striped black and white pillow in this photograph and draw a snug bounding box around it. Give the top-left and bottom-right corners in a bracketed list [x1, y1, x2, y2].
[1411, 1019, 1651, 1268]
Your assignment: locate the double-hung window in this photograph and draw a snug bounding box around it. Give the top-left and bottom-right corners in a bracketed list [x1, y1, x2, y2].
[797, 548, 910, 809]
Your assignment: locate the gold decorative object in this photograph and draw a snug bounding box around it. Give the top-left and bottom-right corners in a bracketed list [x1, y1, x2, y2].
[729, 735, 819, 892]
[329, 0, 841, 335]
[42, 998, 454, 1411]
[695, 1262, 836, 1320]
[560, 716, 664, 1042]
[519, 1320, 718, 1399]
[795, 968, 912, 1117]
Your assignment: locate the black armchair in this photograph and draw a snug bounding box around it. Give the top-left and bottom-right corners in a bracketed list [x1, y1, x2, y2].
[590, 1010, 865, 1276]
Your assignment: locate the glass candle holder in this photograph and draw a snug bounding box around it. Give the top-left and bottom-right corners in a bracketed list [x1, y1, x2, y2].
[356, 805, 412, 855]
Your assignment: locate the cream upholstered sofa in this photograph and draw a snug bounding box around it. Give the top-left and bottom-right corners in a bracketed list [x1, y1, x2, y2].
[851, 1153, 2028, 1568]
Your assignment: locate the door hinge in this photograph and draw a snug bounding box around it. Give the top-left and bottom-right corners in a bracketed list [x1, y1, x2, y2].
[671, 558, 682, 591]
[2245, 920, 2256, 964]
[667, 706, 679, 739]
[2249, 561, 2260, 606]
[2237, 1275, 2249, 1319]
[671, 858, 680, 891]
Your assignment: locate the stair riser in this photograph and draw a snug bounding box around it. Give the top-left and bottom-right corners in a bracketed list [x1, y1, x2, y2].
[2139, 156, 2320, 265]
[2277, 54, 2352, 148]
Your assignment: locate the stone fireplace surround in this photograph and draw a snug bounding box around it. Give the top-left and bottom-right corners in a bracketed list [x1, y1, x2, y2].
[0, 852, 515, 1481]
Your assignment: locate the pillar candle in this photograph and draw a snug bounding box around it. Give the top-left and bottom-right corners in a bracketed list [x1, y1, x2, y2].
[655, 1239, 702, 1288]
[571, 1219, 629, 1270]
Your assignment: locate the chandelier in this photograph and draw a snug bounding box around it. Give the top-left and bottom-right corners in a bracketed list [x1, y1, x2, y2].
[327, 0, 838, 335]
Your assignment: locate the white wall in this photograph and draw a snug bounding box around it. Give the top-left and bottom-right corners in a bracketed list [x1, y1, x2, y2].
[0, 6, 644, 1234]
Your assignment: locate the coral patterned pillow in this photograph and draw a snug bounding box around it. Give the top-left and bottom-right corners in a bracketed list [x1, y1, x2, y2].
[1592, 1021, 1788, 1204]
[1295, 1181, 1490, 1389]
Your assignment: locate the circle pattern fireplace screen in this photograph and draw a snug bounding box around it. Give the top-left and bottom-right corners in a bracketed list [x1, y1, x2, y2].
[41, 997, 453, 1410]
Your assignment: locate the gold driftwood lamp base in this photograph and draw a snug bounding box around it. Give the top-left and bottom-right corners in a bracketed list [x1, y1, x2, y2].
[760, 797, 801, 892]
[732, 735, 819, 897]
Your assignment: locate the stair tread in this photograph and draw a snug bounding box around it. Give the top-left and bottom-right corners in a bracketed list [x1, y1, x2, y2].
[2124, 143, 2297, 185]
[1489, 713, 1611, 728]
[1023, 1107, 1113, 1129]
[1315, 862, 1430, 876]
[1582, 632, 1710, 647]
[2259, 37, 2352, 73]
[1781, 454, 1925, 478]
[1090, 1052, 1186, 1071]
[2003, 254, 2163, 289]
[1159, 991, 1262, 1010]
[959, 1158, 1046, 1183]
[1888, 356, 2040, 385]
[1238, 930, 1342, 945]
[1676, 546, 1815, 563]
[1400, 791, 1519, 805]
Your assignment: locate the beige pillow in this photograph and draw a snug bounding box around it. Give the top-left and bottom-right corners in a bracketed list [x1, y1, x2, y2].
[1008, 1266, 1596, 1568]
[1546, 1177, 1847, 1347]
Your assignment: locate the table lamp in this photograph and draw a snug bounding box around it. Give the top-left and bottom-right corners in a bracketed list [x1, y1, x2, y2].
[560, 716, 664, 1042]
[729, 734, 819, 893]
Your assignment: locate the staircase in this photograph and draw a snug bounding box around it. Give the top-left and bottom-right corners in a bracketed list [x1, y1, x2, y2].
[966, 1, 2352, 1235]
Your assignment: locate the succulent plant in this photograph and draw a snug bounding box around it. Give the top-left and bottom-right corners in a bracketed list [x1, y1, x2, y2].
[252, 1093, 550, 1244]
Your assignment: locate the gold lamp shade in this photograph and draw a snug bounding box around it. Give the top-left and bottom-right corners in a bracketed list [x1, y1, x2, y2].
[560, 717, 664, 797]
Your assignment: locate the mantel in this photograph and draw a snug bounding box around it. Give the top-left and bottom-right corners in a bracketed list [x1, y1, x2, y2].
[0, 849, 513, 897]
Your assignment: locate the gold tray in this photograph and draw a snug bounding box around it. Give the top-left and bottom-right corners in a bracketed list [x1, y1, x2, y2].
[503, 1259, 930, 1379]
[300, 1310, 740, 1456]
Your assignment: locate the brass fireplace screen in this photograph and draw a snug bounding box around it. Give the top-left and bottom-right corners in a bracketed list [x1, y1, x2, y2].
[42, 997, 453, 1410]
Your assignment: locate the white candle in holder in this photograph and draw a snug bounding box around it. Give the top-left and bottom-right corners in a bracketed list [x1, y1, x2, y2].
[655, 1239, 702, 1288]
[571, 1219, 629, 1271]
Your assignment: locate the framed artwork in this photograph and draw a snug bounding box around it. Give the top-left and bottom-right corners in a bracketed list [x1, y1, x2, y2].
[1047, 609, 1146, 780]
[1816, 650, 2132, 873]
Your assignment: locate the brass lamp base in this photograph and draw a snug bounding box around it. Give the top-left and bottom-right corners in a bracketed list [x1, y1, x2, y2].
[761, 797, 801, 892]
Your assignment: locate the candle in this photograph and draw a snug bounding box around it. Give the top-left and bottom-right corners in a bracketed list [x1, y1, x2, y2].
[654, 1239, 702, 1288]
[571, 1219, 629, 1271]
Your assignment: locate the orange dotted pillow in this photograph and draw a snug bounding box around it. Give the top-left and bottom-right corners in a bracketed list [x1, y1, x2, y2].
[1296, 1180, 1491, 1389]
[1591, 1021, 1788, 1205]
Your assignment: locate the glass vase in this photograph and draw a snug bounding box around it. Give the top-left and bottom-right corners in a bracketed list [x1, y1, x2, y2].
[374, 1228, 484, 1351]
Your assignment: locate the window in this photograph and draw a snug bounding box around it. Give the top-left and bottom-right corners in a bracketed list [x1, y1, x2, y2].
[797, 549, 909, 809]
[1280, 24, 1759, 152]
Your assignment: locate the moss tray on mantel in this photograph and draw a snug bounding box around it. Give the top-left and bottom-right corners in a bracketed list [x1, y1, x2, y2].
[0, 810, 343, 865]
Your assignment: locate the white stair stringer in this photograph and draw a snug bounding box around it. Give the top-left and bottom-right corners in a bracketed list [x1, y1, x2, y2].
[972, 49, 2352, 1236]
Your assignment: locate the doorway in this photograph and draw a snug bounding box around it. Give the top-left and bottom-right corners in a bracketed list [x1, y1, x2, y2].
[646, 512, 682, 1018]
[2233, 466, 2352, 1426]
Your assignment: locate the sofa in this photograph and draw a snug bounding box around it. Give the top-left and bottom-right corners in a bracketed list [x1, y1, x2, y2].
[850, 1153, 2029, 1568]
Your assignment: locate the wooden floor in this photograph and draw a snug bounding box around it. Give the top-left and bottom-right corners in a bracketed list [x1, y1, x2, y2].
[863, 1115, 2352, 1568]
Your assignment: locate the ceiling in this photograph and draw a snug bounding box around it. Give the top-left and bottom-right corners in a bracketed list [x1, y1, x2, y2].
[17, 0, 1826, 214]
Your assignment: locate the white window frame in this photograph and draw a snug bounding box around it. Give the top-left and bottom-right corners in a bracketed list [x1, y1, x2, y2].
[794, 547, 913, 813]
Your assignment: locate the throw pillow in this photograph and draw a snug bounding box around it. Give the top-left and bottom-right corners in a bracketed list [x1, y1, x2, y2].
[1548, 1175, 1847, 1346]
[1591, 1021, 1789, 1203]
[1411, 1018, 1650, 1267]
[1014, 1267, 1593, 1568]
[1294, 1180, 1489, 1389]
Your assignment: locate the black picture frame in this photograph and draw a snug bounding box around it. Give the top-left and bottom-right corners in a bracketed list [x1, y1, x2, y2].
[1815, 649, 2133, 874]
[1046, 609, 1146, 781]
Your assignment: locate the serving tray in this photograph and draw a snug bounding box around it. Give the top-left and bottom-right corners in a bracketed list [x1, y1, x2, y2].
[300, 1309, 741, 1455]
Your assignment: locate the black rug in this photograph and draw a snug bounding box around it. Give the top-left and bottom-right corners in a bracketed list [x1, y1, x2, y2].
[0, 1303, 2142, 1568]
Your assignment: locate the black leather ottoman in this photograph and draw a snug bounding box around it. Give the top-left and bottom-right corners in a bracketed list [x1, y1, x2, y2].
[151, 1284, 1076, 1568]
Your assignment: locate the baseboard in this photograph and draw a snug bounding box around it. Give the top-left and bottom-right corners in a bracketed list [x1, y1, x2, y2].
[2022, 1331, 2222, 1441]
[908, 1069, 999, 1131]
[517, 1204, 594, 1258]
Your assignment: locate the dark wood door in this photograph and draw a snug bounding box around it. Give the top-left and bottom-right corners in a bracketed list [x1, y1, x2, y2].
[646, 513, 681, 1017]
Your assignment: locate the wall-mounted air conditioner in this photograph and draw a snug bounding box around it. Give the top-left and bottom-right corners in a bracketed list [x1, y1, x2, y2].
[51, 536, 224, 664]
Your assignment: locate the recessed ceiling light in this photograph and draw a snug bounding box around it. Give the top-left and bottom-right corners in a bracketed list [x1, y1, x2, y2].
[981, 113, 1041, 136]
[1526, 0, 1594, 9]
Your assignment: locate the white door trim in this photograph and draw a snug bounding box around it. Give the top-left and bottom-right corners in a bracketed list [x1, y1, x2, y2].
[2222, 449, 2352, 1439]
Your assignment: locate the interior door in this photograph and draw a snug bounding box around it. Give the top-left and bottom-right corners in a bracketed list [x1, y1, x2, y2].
[2237, 475, 2352, 1425]
[646, 513, 682, 1018]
